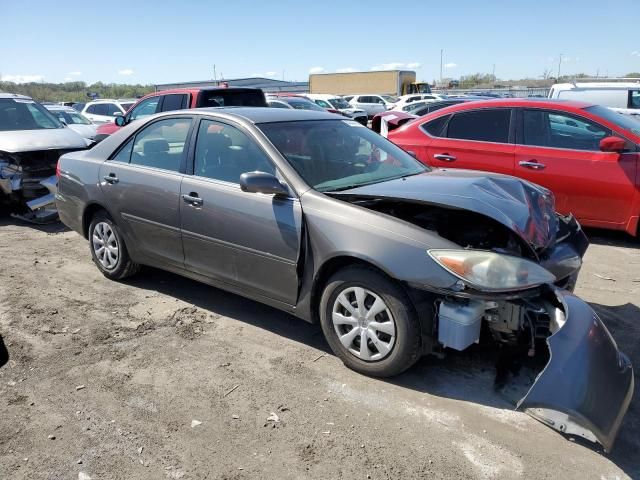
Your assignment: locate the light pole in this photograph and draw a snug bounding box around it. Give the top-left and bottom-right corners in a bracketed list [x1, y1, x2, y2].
[557, 54, 563, 80]
[440, 49, 443, 85]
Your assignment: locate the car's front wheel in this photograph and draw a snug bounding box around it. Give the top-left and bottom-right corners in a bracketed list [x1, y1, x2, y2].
[88, 210, 139, 280]
[319, 265, 422, 377]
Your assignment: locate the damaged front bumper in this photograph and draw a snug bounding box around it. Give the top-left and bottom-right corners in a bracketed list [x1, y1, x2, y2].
[0, 162, 59, 223]
[517, 290, 634, 452]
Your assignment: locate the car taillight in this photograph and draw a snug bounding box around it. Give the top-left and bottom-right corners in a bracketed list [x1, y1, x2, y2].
[56, 161, 61, 179]
[327, 109, 340, 114]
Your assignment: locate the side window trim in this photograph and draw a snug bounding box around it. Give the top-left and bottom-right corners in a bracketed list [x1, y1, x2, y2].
[108, 115, 196, 174]
[516, 107, 613, 152]
[442, 107, 514, 145]
[187, 116, 282, 188]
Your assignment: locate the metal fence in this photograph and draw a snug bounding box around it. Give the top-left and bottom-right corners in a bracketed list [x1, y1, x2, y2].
[433, 87, 550, 98]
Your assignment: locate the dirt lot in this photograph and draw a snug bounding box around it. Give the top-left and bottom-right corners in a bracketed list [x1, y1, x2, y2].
[0, 217, 638, 480]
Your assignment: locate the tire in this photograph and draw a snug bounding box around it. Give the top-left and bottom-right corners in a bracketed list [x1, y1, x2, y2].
[88, 210, 139, 280]
[319, 265, 422, 378]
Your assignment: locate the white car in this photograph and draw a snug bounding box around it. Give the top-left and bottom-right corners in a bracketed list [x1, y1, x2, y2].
[548, 82, 640, 116]
[81, 99, 136, 124]
[348, 94, 399, 118]
[390, 93, 447, 111]
[302, 94, 368, 125]
[44, 105, 97, 140]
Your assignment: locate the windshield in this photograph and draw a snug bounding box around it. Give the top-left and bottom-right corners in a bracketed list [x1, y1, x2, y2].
[381, 95, 399, 103]
[287, 99, 326, 111]
[0, 98, 62, 131]
[584, 105, 640, 136]
[51, 109, 92, 125]
[329, 97, 350, 109]
[259, 119, 428, 192]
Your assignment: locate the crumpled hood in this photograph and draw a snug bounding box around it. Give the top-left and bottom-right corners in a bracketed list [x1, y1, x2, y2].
[337, 169, 559, 250]
[0, 127, 89, 153]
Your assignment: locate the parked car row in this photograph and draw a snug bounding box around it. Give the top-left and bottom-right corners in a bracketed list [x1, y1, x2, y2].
[55, 106, 633, 452]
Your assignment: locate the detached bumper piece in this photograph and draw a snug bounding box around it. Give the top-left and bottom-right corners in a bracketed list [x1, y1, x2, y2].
[517, 292, 634, 452]
[16, 175, 59, 223]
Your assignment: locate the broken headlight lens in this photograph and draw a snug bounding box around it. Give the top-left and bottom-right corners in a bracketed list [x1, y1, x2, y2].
[428, 249, 556, 292]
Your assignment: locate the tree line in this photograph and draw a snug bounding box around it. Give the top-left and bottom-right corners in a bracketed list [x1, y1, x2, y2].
[0, 81, 155, 103]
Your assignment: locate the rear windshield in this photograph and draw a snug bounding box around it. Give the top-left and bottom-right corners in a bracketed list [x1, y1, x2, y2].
[585, 105, 640, 136]
[0, 98, 63, 131]
[50, 109, 92, 125]
[328, 97, 350, 109]
[197, 90, 267, 108]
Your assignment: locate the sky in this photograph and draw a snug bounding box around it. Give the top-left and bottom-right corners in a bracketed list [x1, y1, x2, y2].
[2, 0, 638, 85]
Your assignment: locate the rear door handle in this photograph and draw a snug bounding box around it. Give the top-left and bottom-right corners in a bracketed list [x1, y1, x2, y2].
[182, 193, 203, 207]
[103, 174, 119, 184]
[434, 154, 457, 162]
[519, 160, 546, 170]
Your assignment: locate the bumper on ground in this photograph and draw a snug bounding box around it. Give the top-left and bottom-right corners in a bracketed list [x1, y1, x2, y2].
[517, 291, 634, 452]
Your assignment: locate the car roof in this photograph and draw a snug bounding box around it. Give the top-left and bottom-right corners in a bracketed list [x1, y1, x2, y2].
[0, 93, 33, 100]
[424, 97, 595, 112]
[551, 82, 640, 90]
[181, 106, 339, 123]
[44, 104, 76, 111]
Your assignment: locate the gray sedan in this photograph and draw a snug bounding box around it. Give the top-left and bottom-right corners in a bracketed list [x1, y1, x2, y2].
[56, 108, 633, 451]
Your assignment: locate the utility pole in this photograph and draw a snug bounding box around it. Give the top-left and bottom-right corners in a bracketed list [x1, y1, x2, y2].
[440, 49, 443, 84]
[557, 54, 563, 80]
[213, 65, 217, 81]
[492, 64, 496, 79]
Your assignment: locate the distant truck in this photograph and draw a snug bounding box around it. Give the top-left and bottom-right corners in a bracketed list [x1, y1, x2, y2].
[548, 81, 640, 116]
[309, 70, 431, 96]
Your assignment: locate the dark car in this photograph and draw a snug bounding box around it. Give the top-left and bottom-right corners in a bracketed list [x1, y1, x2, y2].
[95, 87, 267, 142]
[56, 108, 633, 451]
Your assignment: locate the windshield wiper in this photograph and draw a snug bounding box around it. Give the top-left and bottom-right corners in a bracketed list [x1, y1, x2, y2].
[322, 171, 424, 193]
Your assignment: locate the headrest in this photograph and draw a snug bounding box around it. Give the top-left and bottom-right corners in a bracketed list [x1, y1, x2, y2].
[143, 139, 169, 155]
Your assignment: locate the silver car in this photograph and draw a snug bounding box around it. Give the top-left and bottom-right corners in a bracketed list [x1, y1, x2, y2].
[56, 108, 633, 451]
[0, 94, 90, 222]
[44, 105, 98, 141]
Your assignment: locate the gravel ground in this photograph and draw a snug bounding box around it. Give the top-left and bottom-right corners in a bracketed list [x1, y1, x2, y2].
[0, 217, 638, 480]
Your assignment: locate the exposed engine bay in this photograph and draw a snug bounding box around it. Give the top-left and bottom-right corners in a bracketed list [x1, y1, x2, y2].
[0, 149, 78, 222]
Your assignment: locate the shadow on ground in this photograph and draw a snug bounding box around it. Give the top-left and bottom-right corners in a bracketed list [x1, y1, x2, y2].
[0, 214, 70, 234]
[585, 227, 639, 249]
[124, 266, 639, 478]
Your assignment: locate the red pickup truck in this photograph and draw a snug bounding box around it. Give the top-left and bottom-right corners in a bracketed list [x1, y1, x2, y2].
[94, 87, 267, 142]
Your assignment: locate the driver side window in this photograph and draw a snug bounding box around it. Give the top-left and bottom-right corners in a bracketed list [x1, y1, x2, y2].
[193, 120, 276, 183]
[129, 97, 161, 121]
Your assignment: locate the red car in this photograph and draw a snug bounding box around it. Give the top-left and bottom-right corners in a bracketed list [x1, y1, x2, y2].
[94, 87, 267, 142]
[388, 98, 640, 235]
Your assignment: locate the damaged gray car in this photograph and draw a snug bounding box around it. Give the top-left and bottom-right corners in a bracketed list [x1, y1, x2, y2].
[0, 94, 90, 222]
[55, 108, 633, 451]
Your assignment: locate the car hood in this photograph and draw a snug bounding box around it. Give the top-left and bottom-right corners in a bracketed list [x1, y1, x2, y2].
[341, 108, 366, 115]
[333, 169, 559, 250]
[96, 122, 121, 136]
[67, 124, 98, 140]
[0, 127, 89, 153]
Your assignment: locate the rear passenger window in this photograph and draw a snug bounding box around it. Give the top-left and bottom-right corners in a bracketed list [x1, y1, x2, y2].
[161, 94, 188, 112]
[447, 109, 510, 143]
[420, 115, 450, 137]
[129, 118, 192, 172]
[193, 119, 275, 183]
[104, 103, 122, 116]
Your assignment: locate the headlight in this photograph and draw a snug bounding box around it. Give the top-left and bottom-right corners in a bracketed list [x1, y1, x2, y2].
[428, 249, 556, 292]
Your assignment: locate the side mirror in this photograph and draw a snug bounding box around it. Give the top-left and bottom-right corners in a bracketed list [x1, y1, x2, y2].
[240, 171, 289, 196]
[599, 136, 626, 153]
[115, 115, 127, 127]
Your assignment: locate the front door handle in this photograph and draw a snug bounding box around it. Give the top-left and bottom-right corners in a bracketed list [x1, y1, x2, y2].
[519, 160, 546, 170]
[182, 193, 203, 207]
[103, 174, 119, 184]
[434, 153, 457, 162]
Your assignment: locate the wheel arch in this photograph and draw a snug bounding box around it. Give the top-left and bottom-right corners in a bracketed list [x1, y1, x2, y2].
[82, 202, 113, 239]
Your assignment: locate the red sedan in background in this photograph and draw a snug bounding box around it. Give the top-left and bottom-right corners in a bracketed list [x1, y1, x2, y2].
[388, 99, 640, 235]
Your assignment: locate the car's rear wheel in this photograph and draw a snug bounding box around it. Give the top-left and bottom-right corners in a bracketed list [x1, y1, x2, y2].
[319, 265, 422, 377]
[88, 210, 139, 280]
